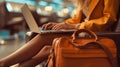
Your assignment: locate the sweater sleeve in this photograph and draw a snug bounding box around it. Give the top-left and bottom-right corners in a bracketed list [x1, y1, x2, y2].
[64, 10, 83, 24]
[79, 0, 119, 32]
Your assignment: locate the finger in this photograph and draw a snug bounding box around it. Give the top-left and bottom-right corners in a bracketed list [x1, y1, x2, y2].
[44, 23, 51, 30]
[43, 23, 56, 30]
[41, 24, 47, 30]
[42, 23, 52, 30]
[46, 23, 58, 30]
[44, 23, 52, 30]
[46, 25, 55, 30]
[52, 25, 62, 30]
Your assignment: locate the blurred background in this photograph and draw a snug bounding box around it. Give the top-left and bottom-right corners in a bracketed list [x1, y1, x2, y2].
[0, 0, 75, 62]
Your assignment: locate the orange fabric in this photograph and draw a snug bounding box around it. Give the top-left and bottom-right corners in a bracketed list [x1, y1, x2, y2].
[47, 29, 118, 67]
[65, 0, 119, 32]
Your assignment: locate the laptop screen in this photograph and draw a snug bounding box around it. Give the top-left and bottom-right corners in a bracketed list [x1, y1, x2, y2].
[21, 4, 40, 33]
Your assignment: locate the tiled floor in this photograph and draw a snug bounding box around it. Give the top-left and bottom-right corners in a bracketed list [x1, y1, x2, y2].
[0, 38, 25, 59]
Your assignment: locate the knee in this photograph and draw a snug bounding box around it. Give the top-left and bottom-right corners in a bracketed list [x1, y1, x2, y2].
[40, 46, 52, 55]
[0, 61, 8, 67]
[0, 62, 4, 67]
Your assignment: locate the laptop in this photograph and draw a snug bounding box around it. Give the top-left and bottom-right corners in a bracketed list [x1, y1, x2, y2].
[21, 4, 75, 34]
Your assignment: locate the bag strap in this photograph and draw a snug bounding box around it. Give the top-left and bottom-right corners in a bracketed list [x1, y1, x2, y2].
[45, 38, 60, 67]
[45, 48, 55, 67]
[96, 41, 117, 67]
[72, 41, 117, 67]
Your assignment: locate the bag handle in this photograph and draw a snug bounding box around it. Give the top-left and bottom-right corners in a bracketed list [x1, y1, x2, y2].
[71, 29, 117, 67]
[72, 29, 98, 41]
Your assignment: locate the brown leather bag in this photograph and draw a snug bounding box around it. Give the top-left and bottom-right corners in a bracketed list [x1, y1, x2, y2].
[47, 29, 118, 67]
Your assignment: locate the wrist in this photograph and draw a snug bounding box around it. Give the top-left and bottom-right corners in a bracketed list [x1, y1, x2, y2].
[75, 24, 81, 29]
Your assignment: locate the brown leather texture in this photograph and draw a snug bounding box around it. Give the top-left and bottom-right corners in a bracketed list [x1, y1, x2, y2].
[47, 29, 118, 67]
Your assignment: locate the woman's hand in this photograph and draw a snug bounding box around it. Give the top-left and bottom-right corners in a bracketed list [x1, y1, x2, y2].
[42, 22, 57, 30]
[42, 22, 77, 30]
[52, 22, 77, 30]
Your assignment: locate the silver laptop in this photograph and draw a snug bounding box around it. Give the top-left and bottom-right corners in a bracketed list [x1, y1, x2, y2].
[21, 4, 75, 34]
